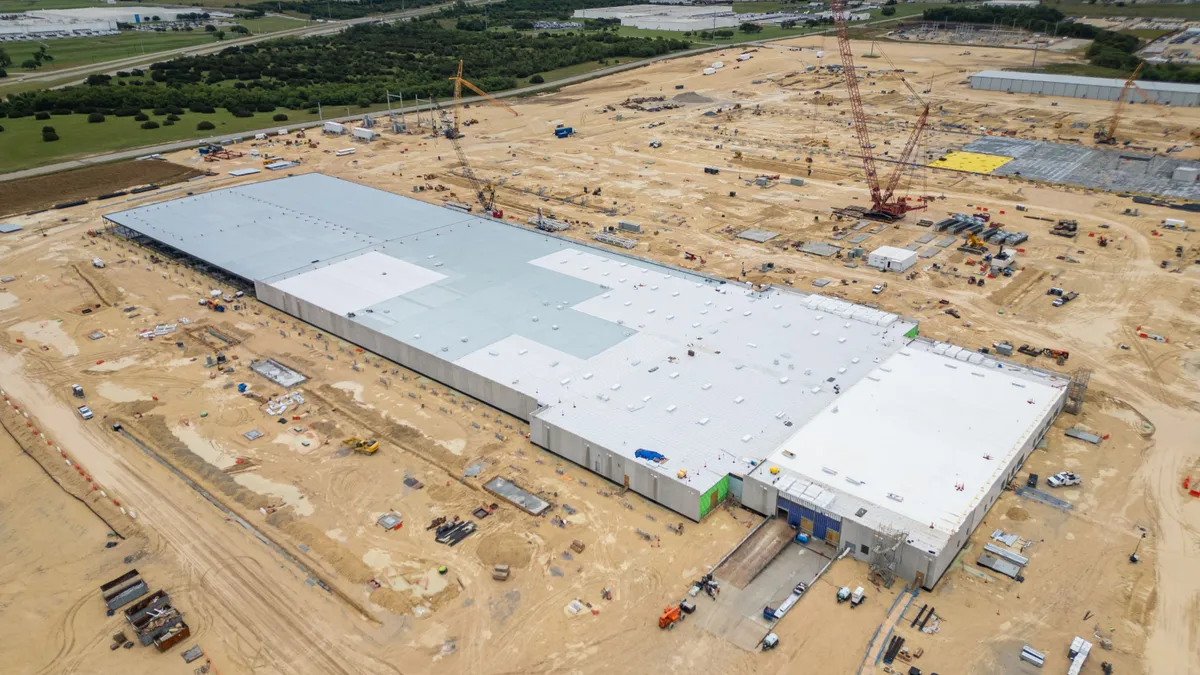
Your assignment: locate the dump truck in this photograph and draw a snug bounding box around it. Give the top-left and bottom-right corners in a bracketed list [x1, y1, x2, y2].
[342, 437, 379, 455]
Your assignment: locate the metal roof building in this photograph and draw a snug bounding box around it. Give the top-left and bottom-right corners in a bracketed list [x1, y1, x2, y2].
[969, 70, 1200, 107]
[104, 174, 1068, 588]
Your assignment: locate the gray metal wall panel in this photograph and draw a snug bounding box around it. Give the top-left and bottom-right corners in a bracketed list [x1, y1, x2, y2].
[535, 420, 701, 519]
[740, 474, 778, 516]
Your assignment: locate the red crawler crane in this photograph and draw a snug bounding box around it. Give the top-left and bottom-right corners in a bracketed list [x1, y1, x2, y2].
[832, 0, 929, 221]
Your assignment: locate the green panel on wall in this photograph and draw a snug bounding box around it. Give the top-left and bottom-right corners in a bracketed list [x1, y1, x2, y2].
[699, 474, 730, 519]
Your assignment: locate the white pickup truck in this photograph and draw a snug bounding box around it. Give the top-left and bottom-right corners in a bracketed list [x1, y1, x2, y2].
[1047, 471, 1081, 488]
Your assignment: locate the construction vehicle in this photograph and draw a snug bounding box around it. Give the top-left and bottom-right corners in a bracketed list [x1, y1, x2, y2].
[959, 232, 988, 255]
[1094, 63, 1174, 146]
[832, 0, 929, 221]
[683, 251, 706, 263]
[198, 298, 226, 313]
[1042, 348, 1070, 361]
[342, 437, 379, 455]
[72, 384, 85, 398]
[1052, 291, 1079, 307]
[430, 96, 501, 218]
[850, 586, 866, 607]
[762, 633, 779, 651]
[448, 59, 518, 138]
[1099, 235, 1108, 247]
[837, 586, 852, 603]
[659, 602, 686, 629]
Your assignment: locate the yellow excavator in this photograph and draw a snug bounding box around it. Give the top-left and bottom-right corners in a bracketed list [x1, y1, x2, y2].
[342, 437, 379, 455]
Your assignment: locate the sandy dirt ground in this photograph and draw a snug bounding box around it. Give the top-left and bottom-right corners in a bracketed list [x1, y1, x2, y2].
[1, 37, 1198, 675]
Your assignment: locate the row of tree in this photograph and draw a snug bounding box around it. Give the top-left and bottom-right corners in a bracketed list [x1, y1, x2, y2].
[0, 21, 688, 118]
[920, 5, 1200, 82]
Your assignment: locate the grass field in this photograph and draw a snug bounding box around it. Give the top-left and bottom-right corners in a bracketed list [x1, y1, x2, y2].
[1119, 28, 1177, 40]
[0, 109, 328, 173]
[1055, 2, 1200, 20]
[4, 32, 216, 72]
[525, 56, 640, 85]
[0, 17, 304, 75]
[732, 2, 794, 14]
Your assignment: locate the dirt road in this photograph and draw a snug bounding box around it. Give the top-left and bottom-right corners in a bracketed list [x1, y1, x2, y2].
[0, 352, 397, 675]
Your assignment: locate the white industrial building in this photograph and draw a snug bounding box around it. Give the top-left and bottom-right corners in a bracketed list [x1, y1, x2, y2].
[970, 70, 1200, 107]
[572, 4, 866, 30]
[103, 174, 1068, 589]
[867, 245, 917, 273]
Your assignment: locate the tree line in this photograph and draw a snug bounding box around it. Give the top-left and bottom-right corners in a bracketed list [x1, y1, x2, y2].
[0, 21, 689, 118]
[921, 5, 1200, 83]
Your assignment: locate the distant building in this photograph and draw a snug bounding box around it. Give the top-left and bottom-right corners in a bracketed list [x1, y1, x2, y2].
[970, 70, 1200, 107]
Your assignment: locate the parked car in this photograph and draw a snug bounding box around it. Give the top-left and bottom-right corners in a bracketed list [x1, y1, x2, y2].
[77, 405, 94, 420]
[1047, 471, 1081, 488]
[872, 284, 886, 295]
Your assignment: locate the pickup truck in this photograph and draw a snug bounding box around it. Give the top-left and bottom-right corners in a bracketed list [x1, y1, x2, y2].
[77, 405, 94, 420]
[1052, 291, 1079, 307]
[1047, 471, 1081, 488]
[872, 284, 887, 295]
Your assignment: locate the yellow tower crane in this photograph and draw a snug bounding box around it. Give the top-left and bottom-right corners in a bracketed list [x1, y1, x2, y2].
[448, 59, 518, 137]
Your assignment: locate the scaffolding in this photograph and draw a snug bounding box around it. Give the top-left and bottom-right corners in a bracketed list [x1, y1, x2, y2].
[1065, 368, 1091, 415]
[868, 525, 906, 589]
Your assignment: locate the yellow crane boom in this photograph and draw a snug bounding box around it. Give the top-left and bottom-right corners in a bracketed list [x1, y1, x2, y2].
[448, 60, 518, 135]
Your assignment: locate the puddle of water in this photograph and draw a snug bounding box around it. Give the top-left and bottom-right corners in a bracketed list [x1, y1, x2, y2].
[0, 292, 19, 311]
[10, 320, 79, 357]
[88, 355, 140, 372]
[235, 472, 314, 516]
[172, 425, 237, 469]
[333, 381, 365, 402]
[436, 438, 466, 455]
[97, 381, 151, 403]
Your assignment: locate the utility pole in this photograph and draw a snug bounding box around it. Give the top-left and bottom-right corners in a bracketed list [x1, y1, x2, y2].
[1032, 44, 1039, 68]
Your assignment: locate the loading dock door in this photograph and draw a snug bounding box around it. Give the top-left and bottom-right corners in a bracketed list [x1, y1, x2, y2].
[778, 495, 842, 543]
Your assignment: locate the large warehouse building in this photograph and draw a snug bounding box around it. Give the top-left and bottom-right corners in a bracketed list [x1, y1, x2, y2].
[104, 174, 1069, 589]
[969, 70, 1200, 107]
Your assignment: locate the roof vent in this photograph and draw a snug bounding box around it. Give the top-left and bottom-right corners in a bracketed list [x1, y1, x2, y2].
[743, 311, 752, 317]
[779, 377, 789, 384]
[583, 373, 593, 379]
[783, 323, 792, 328]
[747, 342, 757, 348]
[726, 306, 733, 312]
[532, 316, 539, 322]
[550, 361, 560, 367]
[741, 434, 753, 443]
[666, 404, 677, 412]
[666, 314, 675, 320]
[774, 304, 782, 310]
[822, 467, 837, 476]
[698, 417, 710, 425]
[812, 330, 820, 336]
[701, 383, 712, 390]
[846, 476, 863, 486]
[692, 322, 701, 328]
[552, 325, 559, 330]
[852, 357, 860, 364]
[651, 285, 659, 291]
[672, 292, 680, 297]
[838, 367, 847, 374]
[414, 333, 422, 339]
[810, 386, 821, 394]
[838, 337, 847, 343]
[518, 349, 528, 356]
[734, 396, 745, 404]
[600, 394, 610, 402]
[669, 372, 680, 379]
[611, 383, 621, 390]
[603, 293, 611, 299]
[774, 411, 785, 419]
[886, 493, 904, 503]
[647, 308, 656, 314]
[642, 395, 652, 402]
[560, 378, 571, 385]
[624, 301, 633, 307]
[489, 351, 499, 357]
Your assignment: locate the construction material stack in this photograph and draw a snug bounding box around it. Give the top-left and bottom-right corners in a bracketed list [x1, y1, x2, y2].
[124, 590, 190, 652]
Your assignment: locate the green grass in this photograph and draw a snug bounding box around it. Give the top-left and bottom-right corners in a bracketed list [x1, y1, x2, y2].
[1054, 2, 1200, 19]
[733, 2, 793, 14]
[0, 109, 326, 173]
[241, 16, 311, 33]
[5, 32, 218, 73]
[524, 56, 640, 85]
[1118, 28, 1176, 40]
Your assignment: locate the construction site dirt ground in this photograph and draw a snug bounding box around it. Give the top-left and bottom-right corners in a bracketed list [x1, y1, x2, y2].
[0, 35, 1198, 675]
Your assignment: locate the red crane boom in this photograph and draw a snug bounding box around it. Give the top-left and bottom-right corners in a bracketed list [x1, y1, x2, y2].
[831, 0, 928, 220]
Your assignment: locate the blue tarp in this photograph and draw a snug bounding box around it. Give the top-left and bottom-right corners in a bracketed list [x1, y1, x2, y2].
[635, 449, 666, 463]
